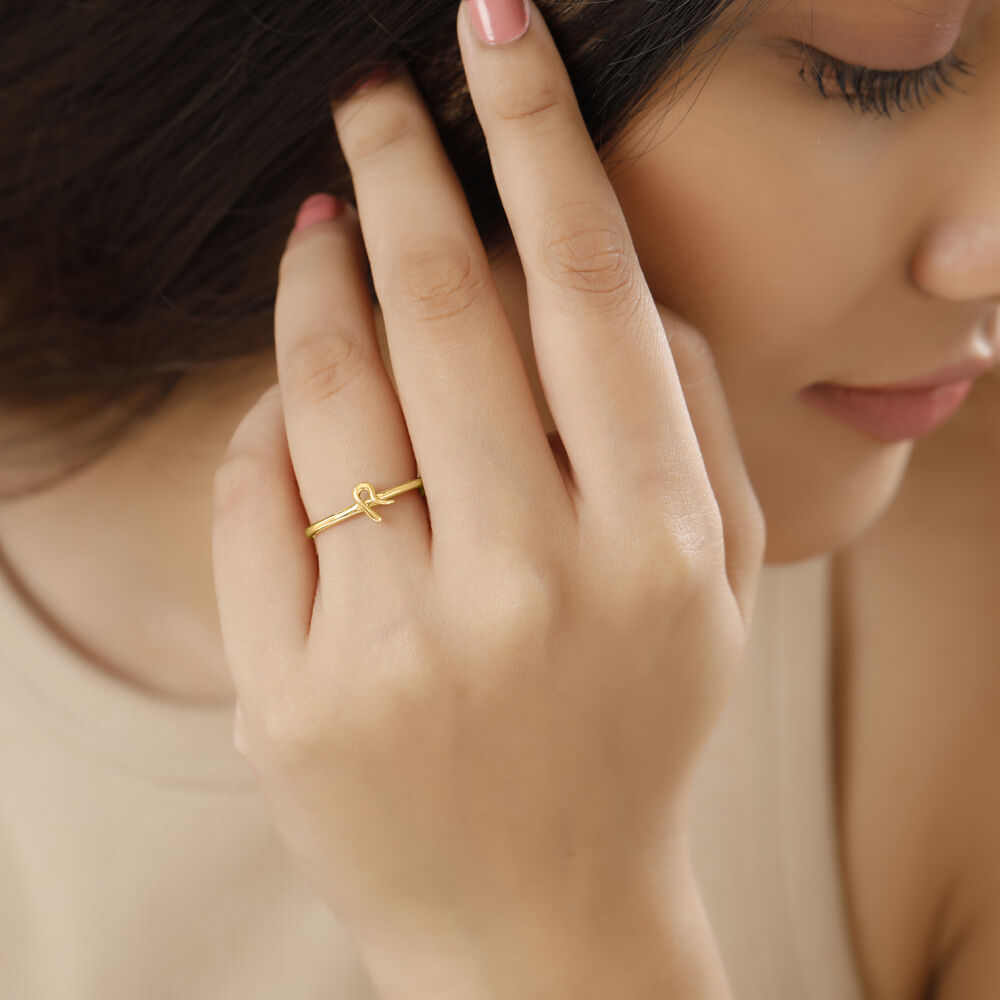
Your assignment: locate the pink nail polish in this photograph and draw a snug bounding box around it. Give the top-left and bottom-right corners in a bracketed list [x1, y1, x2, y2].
[467, 0, 530, 45]
[293, 194, 344, 232]
[340, 65, 393, 101]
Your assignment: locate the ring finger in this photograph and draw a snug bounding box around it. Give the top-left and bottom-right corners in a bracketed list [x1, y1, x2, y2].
[275, 197, 431, 611]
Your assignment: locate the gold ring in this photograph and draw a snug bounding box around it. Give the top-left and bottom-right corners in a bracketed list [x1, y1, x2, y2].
[305, 477, 424, 539]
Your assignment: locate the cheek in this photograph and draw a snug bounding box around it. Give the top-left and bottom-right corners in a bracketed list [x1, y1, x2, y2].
[608, 77, 909, 403]
[612, 149, 815, 410]
[602, 57, 937, 561]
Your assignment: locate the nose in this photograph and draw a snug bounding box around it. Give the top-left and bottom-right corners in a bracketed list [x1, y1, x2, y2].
[910, 216, 1000, 303]
[909, 76, 1000, 304]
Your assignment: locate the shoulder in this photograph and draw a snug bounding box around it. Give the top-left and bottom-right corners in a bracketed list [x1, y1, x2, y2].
[832, 369, 1000, 1000]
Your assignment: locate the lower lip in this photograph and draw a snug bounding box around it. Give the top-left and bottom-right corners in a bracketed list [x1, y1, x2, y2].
[799, 379, 976, 443]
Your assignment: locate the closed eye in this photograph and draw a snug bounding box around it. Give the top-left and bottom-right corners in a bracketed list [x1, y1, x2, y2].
[795, 42, 974, 119]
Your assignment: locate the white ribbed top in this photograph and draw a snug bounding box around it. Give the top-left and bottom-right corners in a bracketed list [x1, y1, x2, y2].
[0, 551, 865, 998]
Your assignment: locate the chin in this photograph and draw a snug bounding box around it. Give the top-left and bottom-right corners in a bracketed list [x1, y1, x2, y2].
[756, 440, 915, 565]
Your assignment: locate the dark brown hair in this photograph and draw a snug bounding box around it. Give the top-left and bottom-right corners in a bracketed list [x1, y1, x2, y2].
[0, 0, 757, 499]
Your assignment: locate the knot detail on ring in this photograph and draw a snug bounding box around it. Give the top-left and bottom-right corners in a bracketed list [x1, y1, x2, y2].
[304, 476, 424, 539]
[352, 481, 394, 522]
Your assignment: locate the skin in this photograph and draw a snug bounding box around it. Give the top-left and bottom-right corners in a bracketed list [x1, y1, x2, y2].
[1, 0, 997, 703]
[0, 0, 997, 990]
[210, 16, 766, 981]
[0, 0, 992, 688]
[606, 0, 1000, 563]
[829, 364, 1000, 999]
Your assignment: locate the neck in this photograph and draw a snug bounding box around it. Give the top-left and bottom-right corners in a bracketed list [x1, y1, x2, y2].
[0, 249, 536, 706]
[0, 354, 278, 704]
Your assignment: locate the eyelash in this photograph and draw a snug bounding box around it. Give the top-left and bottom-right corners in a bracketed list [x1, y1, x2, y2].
[797, 45, 974, 118]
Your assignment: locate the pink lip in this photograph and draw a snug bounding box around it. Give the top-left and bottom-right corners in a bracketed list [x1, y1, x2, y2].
[800, 379, 976, 443]
[840, 355, 997, 391]
[800, 351, 998, 443]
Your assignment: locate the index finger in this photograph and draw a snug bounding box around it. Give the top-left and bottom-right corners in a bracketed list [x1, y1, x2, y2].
[458, 1, 712, 523]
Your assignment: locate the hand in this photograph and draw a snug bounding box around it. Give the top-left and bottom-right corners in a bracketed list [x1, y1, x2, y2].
[212, 0, 765, 993]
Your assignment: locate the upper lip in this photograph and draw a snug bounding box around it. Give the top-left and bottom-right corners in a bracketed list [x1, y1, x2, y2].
[827, 353, 1000, 392]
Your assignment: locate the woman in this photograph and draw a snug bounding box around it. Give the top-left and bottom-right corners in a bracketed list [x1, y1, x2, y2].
[1, 0, 998, 996]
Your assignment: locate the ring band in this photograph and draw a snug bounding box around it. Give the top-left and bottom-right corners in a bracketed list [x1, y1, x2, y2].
[305, 477, 424, 539]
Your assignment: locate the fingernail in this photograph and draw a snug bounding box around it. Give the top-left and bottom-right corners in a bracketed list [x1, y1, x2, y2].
[340, 65, 393, 101]
[466, 0, 530, 45]
[294, 194, 344, 232]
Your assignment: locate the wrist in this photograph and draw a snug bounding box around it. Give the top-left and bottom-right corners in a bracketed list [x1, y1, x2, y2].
[354, 858, 732, 1000]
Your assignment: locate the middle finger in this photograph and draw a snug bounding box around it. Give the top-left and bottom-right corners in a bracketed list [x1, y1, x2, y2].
[457, 1, 714, 524]
[331, 69, 571, 554]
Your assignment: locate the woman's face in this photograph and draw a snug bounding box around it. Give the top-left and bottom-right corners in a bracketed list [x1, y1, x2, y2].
[594, 0, 1000, 562]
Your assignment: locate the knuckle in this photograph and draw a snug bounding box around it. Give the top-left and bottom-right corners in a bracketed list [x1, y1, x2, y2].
[672, 502, 728, 570]
[254, 681, 336, 769]
[618, 558, 685, 614]
[470, 548, 561, 640]
[627, 503, 726, 599]
[284, 332, 372, 407]
[631, 545, 714, 613]
[339, 102, 416, 163]
[539, 212, 641, 309]
[390, 242, 489, 325]
[213, 452, 269, 516]
[493, 81, 564, 128]
[259, 709, 319, 769]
